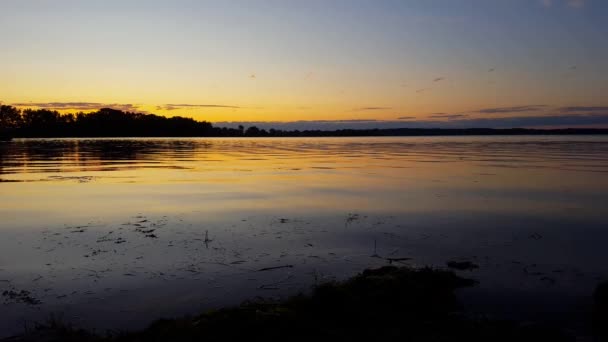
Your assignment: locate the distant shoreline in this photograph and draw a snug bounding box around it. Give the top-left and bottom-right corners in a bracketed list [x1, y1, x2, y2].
[6, 129, 608, 139]
[6, 128, 608, 139]
[2, 106, 608, 138]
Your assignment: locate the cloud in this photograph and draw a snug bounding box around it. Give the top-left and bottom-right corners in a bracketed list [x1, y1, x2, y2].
[397, 116, 416, 120]
[11, 102, 142, 112]
[473, 105, 547, 114]
[415, 105, 546, 119]
[447, 113, 608, 128]
[558, 106, 608, 113]
[301, 119, 382, 123]
[429, 113, 468, 119]
[567, 0, 585, 8]
[540, 0, 584, 9]
[352, 107, 392, 111]
[427, 104, 608, 119]
[433, 77, 445, 82]
[10, 101, 244, 113]
[488, 68, 495, 72]
[156, 104, 240, 111]
[416, 88, 429, 93]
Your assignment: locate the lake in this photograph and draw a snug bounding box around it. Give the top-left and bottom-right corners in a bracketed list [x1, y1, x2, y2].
[1, 136, 608, 336]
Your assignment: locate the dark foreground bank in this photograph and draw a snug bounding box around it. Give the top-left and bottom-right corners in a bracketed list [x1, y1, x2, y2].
[7, 265, 608, 342]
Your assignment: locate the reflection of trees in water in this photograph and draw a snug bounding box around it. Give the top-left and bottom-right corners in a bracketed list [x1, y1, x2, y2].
[0, 143, 7, 177]
[0, 139, 205, 174]
[78, 139, 201, 161]
[4, 137, 608, 176]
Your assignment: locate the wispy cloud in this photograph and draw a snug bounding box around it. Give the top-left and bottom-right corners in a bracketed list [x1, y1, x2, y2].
[540, 0, 553, 7]
[420, 104, 605, 119]
[11, 102, 142, 112]
[156, 104, 240, 111]
[433, 77, 445, 82]
[397, 116, 416, 120]
[473, 105, 547, 114]
[294, 119, 382, 123]
[447, 113, 608, 128]
[541, 0, 585, 8]
[429, 113, 468, 119]
[558, 106, 608, 113]
[567, 0, 585, 8]
[352, 107, 392, 111]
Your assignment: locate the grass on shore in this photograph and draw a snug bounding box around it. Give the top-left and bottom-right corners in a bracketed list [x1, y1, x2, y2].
[6, 266, 576, 342]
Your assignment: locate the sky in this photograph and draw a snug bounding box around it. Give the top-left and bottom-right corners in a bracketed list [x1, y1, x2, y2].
[1, 0, 607, 129]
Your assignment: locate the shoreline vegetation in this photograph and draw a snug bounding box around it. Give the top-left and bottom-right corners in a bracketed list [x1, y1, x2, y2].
[4, 266, 608, 342]
[1, 105, 607, 138]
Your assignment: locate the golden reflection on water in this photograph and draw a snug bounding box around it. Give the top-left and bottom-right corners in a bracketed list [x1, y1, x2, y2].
[1, 136, 608, 225]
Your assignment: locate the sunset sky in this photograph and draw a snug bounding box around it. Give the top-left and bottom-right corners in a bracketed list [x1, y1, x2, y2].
[1, 0, 607, 129]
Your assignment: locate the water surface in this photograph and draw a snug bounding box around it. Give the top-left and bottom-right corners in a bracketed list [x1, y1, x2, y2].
[1, 136, 608, 336]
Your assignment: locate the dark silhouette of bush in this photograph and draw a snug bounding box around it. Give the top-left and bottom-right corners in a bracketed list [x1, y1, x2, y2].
[594, 282, 608, 340]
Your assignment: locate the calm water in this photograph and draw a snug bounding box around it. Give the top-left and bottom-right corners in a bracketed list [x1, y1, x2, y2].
[1, 136, 608, 336]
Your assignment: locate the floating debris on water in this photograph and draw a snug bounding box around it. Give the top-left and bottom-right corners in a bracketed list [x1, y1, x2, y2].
[258, 265, 294, 272]
[446, 261, 479, 271]
[386, 257, 411, 264]
[2, 289, 41, 305]
[345, 213, 360, 227]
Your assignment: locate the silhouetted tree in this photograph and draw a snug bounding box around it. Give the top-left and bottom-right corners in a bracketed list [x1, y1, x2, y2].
[21, 108, 64, 136]
[0, 105, 22, 129]
[245, 126, 261, 136]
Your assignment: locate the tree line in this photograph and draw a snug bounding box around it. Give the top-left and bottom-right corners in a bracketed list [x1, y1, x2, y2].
[0, 105, 323, 137]
[0, 105, 233, 137]
[1, 105, 607, 137]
